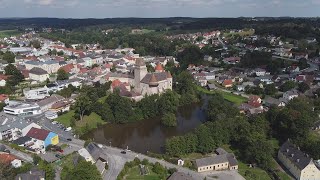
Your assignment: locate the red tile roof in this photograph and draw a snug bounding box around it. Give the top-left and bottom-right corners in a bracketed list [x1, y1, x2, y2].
[21, 70, 29, 78]
[26, 127, 50, 141]
[222, 79, 233, 86]
[0, 154, 17, 164]
[0, 74, 10, 81]
[155, 63, 164, 71]
[60, 64, 74, 73]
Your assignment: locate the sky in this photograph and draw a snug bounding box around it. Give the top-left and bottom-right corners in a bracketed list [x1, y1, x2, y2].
[0, 0, 319, 18]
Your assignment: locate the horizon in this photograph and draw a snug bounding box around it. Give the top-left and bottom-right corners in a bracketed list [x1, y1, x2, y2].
[0, 0, 319, 18]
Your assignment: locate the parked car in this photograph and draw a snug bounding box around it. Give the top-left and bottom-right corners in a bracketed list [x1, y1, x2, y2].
[121, 151, 126, 154]
[55, 154, 62, 159]
[45, 111, 58, 120]
[67, 138, 72, 141]
[52, 121, 58, 125]
[65, 127, 72, 132]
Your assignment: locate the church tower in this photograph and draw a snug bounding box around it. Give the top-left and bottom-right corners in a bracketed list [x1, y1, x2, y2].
[134, 58, 148, 90]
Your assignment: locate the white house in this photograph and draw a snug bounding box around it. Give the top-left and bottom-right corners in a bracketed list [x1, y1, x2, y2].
[278, 140, 320, 180]
[254, 68, 267, 77]
[23, 87, 50, 100]
[0, 119, 41, 141]
[11, 159, 22, 168]
[29, 67, 49, 82]
[283, 90, 299, 101]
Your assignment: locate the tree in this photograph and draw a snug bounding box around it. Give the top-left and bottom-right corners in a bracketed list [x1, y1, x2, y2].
[30, 40, 41, 49]
[57, 69, 69, 80]
[298, 82, 310, 93]
[161, 112, 177, 127]
[57, 50, 64, 56]
[2, 51, 15, 63]
[264, 84, 277, 95]
[280, 81, 296, 92]
[4, 64, 24, 86]
[64, 160, 102, 180]
[74, 93, 92, 121]
[177, 45, 204, 69]
[0, 163, 15, 180]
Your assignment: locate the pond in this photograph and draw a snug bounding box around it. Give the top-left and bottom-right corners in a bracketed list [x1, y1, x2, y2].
[82, 95, 209, 154]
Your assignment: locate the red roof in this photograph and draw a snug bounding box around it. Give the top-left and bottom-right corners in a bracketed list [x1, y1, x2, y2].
[26, 127, 50, 141]
[0, 154, 17, 164]
[0, 94, 9, 102]
[60, 64, 74, 73]
[105, 64, 112, 68]
[222, 79, 233, 86]
[155, 63, 164, 71]
[112, 79, 122, 88]
[0, 74, 9, 81]
[21, 70, 29, 78]
[249, 95, 260, 102]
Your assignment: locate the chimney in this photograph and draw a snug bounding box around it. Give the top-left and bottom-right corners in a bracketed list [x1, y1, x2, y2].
[291, 154, 294, 157]
[297, 159, 300, 162]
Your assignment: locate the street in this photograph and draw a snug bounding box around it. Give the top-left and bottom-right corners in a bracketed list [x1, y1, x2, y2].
[0, 142, 33, 163]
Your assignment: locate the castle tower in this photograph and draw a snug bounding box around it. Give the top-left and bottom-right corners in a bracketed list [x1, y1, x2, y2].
[134, 58, 148, 90]
[155, 63, 164, 73]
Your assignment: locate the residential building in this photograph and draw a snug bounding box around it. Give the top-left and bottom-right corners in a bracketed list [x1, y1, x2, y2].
[167, 172, 194, 180]
[25, 60, 60, 73]
[4, 101, 41, 116]
[15, 169, 45, 180]
[29, 67, 49, 82]
[26, 127, 59, 153]
[79, 143, 108, 175]
[283, 90, 299, 101]
[195, 148, 238, 172]
[278, 140, 320, 180]
[23, 87, 50, 100]
[0, 119, 41, 141]
[0, 74, 9, 86]
[263, 97, 286, 107]
[36, 94, 65, 111]
[222, 79, 233, 88]
[254, 68, 267, 77]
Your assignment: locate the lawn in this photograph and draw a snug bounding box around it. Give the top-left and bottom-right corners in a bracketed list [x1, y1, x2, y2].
[56, 110, 106, 135]
[0, 30, 21, 38]
[196, 86, 247, 105]
[124, 166, 161, 180]
[238, 162, 271, 180]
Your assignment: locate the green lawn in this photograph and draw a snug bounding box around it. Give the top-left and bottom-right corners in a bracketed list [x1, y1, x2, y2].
[276, 171, 292, 180]
[238, 162, 271, 180]
[56, 110, 106, 135]
[124, 166, 161, 180]
[0, 30, 21, 38]
[196, 86, 247, 105]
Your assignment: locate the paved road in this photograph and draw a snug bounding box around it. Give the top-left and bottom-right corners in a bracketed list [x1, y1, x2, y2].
[101, 145, 245, 180]
[0, 143, 33, 163]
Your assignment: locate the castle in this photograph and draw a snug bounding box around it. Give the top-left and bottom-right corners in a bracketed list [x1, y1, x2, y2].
[110, 58, 173, 100]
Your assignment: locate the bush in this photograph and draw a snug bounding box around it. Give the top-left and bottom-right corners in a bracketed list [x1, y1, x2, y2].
[161, 112, 177, 127]
[142, 159, 149, 165]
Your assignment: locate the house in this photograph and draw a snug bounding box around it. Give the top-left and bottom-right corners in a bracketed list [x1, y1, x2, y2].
[223, 57, 241, 65]
[207, 84, 217, 91]
[254, 68, 267, 77]
[0, 94, 9, 104]
[29, 67, 49, 82]
[167, 172, 194, 180]
[263, 96, 286, 107]
[278, 140, 320, 180]
[256, 76, 273, 84]
[79, 143, 108, 175]
[15, 169, 45, 180]
[204, 55, 213, 61]
[26, 127, 59, 153]
[283, 90, 299, 101]
[195, 148, 238, 172]
[23, 87, 50, 100]
[36, 94, 65, 111]
[0, 119, 41, 141]
[11, 159, 22, 168]
[222, 79, 233, 88]
[4, 101, 41, 116]
[0, 153, 21, 168]
[0, 74, 9, 86]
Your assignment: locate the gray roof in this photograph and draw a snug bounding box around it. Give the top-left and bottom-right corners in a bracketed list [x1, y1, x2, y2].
[167, 172, 195, 180]
[0, 144, 6, 152]
[0, 119, 32, 132]
[86, 143, 108, 162]
[195, 155, 228, 167]
[36, 94, 64, 107]
[216, 147, 228, 155]
[95, 159, 105, 174]
[226, 153, 238, 166]
[12, 136, 32, 145]
[279, 140, 312, 170]
[140, 72, 168, 84]
[15, 169, 45, 180]
[264, 96, 281, 106]
[284, 90, 299, 96]
[29, 67, 48, 75]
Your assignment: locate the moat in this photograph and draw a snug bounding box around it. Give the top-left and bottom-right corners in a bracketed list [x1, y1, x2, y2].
[83, 95, 209, 154]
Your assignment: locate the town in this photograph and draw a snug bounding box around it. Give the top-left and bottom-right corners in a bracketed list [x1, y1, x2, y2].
[0, 17, 320, 180]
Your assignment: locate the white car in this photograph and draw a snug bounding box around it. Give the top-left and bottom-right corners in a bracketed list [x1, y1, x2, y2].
[45, 111, 58, 120]
[65, 127, 72, 132]
[51, 121, 58, 125]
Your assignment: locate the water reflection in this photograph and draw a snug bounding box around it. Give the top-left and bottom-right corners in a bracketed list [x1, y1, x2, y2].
[83, 95, 209, 154]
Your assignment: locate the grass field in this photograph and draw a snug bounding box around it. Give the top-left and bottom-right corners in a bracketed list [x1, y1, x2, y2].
[223, 29, 255, 37]
[56, 110, 106, 135]
[0, 30, 21, 38]
[124, 166, 161, 180]
[196, 85, 247, 105]
[238, 162, 271, 180]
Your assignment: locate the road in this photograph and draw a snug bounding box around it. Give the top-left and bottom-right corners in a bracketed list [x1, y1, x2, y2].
[272, 55, 319, 71]
[0, 142, 33, 163]
[101, 145, 245, 180]
[218, 35, 228, 50]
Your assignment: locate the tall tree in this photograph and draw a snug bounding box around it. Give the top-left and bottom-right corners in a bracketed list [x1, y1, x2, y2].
[57, 69, 69, 80]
